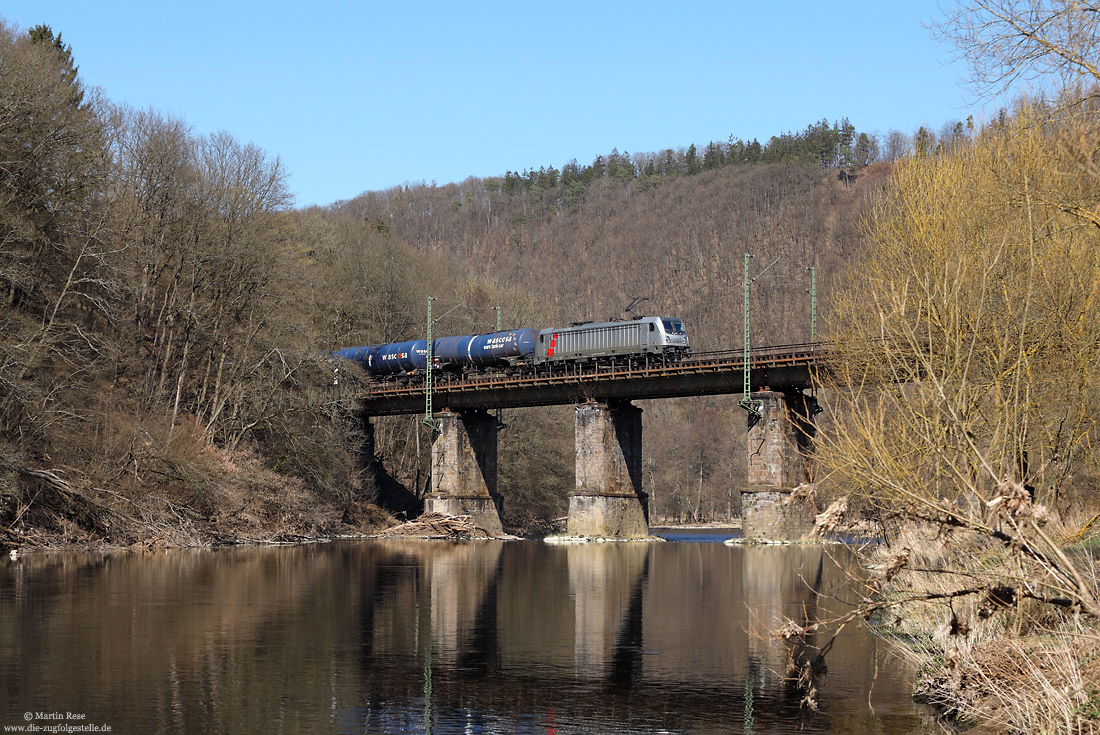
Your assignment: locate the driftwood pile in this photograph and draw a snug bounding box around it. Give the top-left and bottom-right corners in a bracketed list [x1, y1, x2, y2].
[375, 512, 498, 540]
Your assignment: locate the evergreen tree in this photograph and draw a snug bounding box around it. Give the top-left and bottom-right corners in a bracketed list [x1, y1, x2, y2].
[746, 138, 762, 162]
[502, 171, 522, 195]
[27, 24, 83, 107]
[586, 154, 605, 181]
[685, 143, 700, 174]
[914, 126, 935, 157]
[702, 141, 723, 170]
[560, 159, 581, 187]
[811, 118, 836, 167]
[836, 117, 856, 169]
[727, 136, 745, 165]
[854, 132, 875, 167]
[662, 149, 676, 175]
[607, 148, 635, 183]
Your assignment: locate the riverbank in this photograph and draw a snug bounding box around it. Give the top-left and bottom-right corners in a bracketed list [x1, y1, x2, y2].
[866, 523, 1100, 734]
[0, 446, 394, 552]
[650, 521, 742, 531]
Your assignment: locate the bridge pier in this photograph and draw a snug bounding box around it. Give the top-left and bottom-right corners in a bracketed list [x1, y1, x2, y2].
[741, 390, 817, 541]
[426, 409, 504, 535]
[569, 401, 649, 538]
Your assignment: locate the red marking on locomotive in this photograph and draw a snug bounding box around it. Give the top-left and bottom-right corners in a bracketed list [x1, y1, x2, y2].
[547, 333, 558, 357]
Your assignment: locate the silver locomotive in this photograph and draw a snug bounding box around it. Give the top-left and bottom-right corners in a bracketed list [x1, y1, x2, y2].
[534, 316, 689, 365]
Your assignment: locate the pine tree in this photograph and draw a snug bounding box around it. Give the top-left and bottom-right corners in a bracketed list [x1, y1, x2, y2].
[685, 143, 700, 174]
[836, 117, 856, 169]
[854, 132, 875, 167]
[27, 24, 83, 107]
[702, 142, 723, 170]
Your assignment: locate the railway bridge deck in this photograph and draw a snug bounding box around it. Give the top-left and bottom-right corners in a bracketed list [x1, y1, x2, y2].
[359, 343, 823, 416]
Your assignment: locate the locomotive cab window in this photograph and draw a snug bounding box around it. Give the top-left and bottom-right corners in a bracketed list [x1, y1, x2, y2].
[649, 323, 654, 332]
[662, 319, 684, 334]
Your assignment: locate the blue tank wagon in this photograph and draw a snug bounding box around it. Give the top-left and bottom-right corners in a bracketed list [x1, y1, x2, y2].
[334, 340, 428, 375]
[433, 329, 538, 369]
[335, 329, 538, 376]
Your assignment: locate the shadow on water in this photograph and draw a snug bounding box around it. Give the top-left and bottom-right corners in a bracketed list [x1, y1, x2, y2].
[651, 526, 741, 543]
[0, 540, 935, 734]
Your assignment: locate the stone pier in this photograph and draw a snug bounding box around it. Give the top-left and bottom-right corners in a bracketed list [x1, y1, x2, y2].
[569, 401, 649, 538]
[741, 390, 817, 540]
[426, 409, 504, 535]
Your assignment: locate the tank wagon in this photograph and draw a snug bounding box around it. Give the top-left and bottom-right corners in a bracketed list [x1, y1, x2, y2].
[434, 329, 538, 369]
[334, 317, 689, 378]
[333, 329, 537, 376]
[332, 340, 428, 375]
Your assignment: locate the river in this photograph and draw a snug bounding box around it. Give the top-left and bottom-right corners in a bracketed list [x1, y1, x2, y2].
[0, 538, 935, 734]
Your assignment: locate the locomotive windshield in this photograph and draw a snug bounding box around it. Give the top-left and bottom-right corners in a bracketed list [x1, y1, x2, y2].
[661, 318, 685, 334]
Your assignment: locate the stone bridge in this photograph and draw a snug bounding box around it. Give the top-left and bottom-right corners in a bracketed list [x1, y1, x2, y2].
[358, 344, 825, 539]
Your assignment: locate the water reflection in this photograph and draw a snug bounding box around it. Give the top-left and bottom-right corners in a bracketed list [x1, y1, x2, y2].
[0, 541, 932, 734]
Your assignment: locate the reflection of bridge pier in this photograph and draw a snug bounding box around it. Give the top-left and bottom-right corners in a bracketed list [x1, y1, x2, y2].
[741, 545, 825, 692]
[565, 543, 651, 679]
[357, 540, 505, 666]
[429, 542, 505, 670]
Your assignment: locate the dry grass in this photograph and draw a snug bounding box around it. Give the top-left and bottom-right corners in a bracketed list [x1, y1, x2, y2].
[1, 407, 390, 550]
[869, 521, 1100, 734]
[964, 635, 1100, 735]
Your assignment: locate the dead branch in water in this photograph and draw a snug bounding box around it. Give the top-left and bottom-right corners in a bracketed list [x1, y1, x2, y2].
[374, 512, 500, 540]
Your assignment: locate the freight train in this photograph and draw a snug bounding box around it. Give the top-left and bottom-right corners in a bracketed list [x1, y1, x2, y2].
[334, 316, 690, 378]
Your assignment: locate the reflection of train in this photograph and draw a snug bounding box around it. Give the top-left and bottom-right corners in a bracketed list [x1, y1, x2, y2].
[334, 316, 690, 378]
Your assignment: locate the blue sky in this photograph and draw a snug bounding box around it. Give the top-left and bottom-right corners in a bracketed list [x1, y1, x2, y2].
[3, 2, 980, 207]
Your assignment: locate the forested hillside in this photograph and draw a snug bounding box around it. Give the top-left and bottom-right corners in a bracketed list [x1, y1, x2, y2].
[0, 15, 898, 545]
[0, 21, 390, 546]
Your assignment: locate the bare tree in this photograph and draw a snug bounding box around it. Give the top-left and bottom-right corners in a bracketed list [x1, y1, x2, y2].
[936, 0, 1100, 101]
[821, 106, 1100, 616]
[882, 129, 911, 161]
